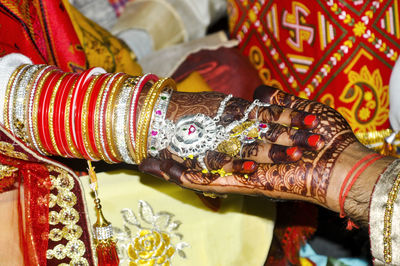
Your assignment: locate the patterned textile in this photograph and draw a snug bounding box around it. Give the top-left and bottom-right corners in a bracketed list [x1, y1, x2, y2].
[0, 0, 141, 75]
[0, 124, 94, 265]
[228, 0, 400, 133]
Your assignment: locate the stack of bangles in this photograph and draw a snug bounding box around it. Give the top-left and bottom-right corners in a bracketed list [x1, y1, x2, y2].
[4, 64, 176, 164]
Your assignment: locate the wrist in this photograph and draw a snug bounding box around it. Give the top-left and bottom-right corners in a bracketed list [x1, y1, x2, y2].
[327, 142, 396, 225]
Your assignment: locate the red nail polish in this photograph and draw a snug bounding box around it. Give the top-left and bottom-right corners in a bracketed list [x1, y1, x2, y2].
[286, 147, 298, 156]
[307, 134, 320, 147]
[243, 161, 256, 171]
[304, 114, 316, 127]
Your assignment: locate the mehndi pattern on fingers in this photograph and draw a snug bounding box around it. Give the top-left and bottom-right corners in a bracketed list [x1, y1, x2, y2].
[150, 94, 270, 172]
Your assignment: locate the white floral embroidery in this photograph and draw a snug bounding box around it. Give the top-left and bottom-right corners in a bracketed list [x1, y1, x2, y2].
[114, 200, 189, 265]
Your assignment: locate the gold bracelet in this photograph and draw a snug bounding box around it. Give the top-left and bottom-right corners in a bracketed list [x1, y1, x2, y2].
[106, 74, 129, 161]
[22, 65, 48, 144]
[64, 77, 83, 158]
[32, 69, 59, 155]
[4, 64, 29, 129]
[135, 78, 176, 163]
[125, 76, 142, 163]
[12, 65, 44, 144]
[135, 82, 159, 163]
[48, 73, 68, 156]
[112, 77, 139, 164]
[94, 74, 114, 163]
[81, 75, 101, 160]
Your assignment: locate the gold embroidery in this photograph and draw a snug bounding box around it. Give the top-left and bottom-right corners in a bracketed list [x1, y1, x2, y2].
[49, 228, 64, 242]
[0, 164, 17, 180]
[0, 141, 28, 160]
[114, 200, 189, 265]
[45, 166, 87, 265]
[63, 224, 83, 241]
[13, 119, 29, 145]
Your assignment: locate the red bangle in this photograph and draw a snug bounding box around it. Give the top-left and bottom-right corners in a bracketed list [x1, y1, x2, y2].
[28, 66, 58, 155]
[339, 153, 384, 230]
[75, 75, 95, 159]
[38, 71, 63, 154]
[87, 73, 112, 157]
[53, 73, 78, 157]
[70, 68, 106, 159]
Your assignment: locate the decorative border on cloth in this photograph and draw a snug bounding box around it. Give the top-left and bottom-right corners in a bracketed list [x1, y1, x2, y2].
[370, 159, 400, 265]
[0, 123, 95, 265]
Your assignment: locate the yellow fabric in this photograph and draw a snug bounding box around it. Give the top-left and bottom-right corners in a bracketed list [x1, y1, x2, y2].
[81, 170, 275, 266]
[112, 0, 186, 50]
[176, 71, 212, 92]
[300, 257, 314, 266]
[62, 0, 142, 75]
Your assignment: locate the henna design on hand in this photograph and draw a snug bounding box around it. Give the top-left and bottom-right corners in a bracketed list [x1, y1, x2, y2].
[166, 91, 226, 122]
[256, 89, 358, 204]
[164, 87, 357, 206]
[204, 151, 232, 170]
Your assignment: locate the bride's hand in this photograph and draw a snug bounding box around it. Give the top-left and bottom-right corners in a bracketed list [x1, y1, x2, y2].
[140, 88, 324, 181]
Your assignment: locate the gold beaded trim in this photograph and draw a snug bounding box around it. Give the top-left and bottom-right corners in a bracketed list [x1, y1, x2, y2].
[383, 172, 400, 263]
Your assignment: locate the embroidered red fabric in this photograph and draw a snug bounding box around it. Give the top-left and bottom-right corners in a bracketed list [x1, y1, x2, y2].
[0, 154, 51, 265]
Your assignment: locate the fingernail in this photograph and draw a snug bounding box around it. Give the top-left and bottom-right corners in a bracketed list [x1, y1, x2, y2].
[307, 134, 320, 147]
[304, 114, 317, 127]
[286, 147, 301, 160]
[243, 161, 256, 172]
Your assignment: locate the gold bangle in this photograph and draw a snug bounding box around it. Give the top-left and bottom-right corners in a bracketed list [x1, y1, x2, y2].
[4, 64, 29, 129]
[32, 69, 59, 155]
[81, 75, 101, 160]
[12, 65, 45, 144]
[48, 73, 68, 156]
[106, 74, 129, 161]
[22, 65, 48, 145]
[125, 76, 142, 163]
[64, 77, 82, 158]
[94, 74, 114, 163]
[135, 78, 176, 163]
[112, 77, 139, 164]
[135, 83, 158, 163]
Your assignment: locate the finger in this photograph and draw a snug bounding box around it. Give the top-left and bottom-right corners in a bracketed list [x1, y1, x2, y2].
[204, 150, 257, 175]
[253, 85, 314, 110]
[251, 105, 319, 129]
[262, 123, 325, 150]
[240, 142, 302, 163]
[139, 158, 169, 180]
[161, 147, 257, 175]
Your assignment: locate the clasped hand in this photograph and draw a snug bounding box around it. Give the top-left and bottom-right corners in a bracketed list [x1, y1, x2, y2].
[140, 85, 358, 211]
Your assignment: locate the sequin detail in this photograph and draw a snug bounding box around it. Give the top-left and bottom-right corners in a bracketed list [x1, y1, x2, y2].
[45, 167, 88, 265]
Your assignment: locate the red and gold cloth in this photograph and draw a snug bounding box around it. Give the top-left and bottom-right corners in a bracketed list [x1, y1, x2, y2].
[0, 0, 141, 75]
[228, 0, 400, 133]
